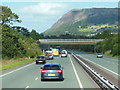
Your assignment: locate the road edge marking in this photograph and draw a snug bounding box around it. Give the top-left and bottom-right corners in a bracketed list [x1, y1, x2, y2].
[69, 54, 83, 89]
[76, 54, 120, 76]
[0, 62, 34, 77]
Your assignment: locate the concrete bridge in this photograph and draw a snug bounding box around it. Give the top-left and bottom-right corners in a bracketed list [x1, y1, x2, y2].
[39, 39, 103, 45]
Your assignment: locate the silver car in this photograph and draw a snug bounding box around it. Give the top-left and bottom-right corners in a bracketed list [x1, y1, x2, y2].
[97, 53, 103, 58]
[41, 63, 64, 81]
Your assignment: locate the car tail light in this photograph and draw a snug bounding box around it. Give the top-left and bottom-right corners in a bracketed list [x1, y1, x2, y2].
[56, 70, 62, 73]
[41, 70, 46, 73]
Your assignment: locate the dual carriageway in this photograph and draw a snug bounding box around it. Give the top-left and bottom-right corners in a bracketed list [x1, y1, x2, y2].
[1, 39, 120, 89]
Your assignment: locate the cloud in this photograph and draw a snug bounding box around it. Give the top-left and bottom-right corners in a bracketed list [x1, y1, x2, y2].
[19, 3, 68, 15]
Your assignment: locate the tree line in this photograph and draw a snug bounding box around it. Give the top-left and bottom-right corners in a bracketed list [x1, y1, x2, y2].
[1, 6, 42, 59]
[96, 33, 119, 57]
[57, 29, 119, 57]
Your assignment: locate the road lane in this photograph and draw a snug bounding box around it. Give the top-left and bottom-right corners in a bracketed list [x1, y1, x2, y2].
[2, 54, 100, 89]
[72, 51, 119, 73]
[69, 55, 100, 88]
[2, 62, 39, 88]
[28, 56, 80, 88]
[73, 52, 119, 81]
[68, 54, 83, 88]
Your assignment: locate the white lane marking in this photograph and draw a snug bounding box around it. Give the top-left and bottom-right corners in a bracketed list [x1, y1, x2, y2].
[68, 55, 83, 89]
[35, 77, 38, 80]
[0, 62, 35, 77]
[25, 86, 29, 89]
[76, 54, 120, 76]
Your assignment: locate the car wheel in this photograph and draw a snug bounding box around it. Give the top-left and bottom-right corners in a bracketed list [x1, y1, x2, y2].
[59, 78, 64, 81]
[36, 62, 38, 64]
[41, 79, 44, 81]
[41, 78, 45, 81]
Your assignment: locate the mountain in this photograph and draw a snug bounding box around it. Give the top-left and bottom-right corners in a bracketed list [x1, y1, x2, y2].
[43, 8, 119, 36]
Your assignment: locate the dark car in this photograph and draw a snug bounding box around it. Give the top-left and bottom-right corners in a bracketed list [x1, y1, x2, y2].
[41, 63, 64, 81]
[36, 55, 46, 64]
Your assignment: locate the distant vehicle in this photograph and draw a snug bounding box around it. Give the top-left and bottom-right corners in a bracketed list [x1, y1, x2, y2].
[41, 63, 64, 81]
[52, 49, 59, 56]
[97, 53, 103, 58]
[68, 51, 71, 54]
[45, 51, 54, 59]
[61, 50, 67, 57]
[36, 55, 46, 64]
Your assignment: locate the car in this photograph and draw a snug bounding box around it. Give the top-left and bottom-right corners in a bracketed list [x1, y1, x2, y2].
[45, 51, 54, 60]
[61, 52, 67, 57]
[61, 50, 68, 57]
[41, 63, 64, 81]
[97, 53, 103, 58]
[36, 55, 46, 64]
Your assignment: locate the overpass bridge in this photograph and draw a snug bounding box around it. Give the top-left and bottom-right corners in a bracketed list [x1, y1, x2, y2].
[39, 39, 103, 45]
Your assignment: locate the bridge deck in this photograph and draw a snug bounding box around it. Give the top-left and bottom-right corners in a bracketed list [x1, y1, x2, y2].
[39, 39, 103, 45]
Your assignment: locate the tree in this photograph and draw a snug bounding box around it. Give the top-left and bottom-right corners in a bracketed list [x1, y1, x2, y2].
[12, 26, 30, 37]
[1, 6, 42, 59]
[30, 29, 41, 40]
[2, 24, 24, 59]
[0, 6, 21, 25]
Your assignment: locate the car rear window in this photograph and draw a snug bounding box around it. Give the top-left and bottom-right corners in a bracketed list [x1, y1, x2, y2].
[43, 65, 60, 70]
[46, 52, 52, 54]
[37, 56, 45, 58]
[62, 52, 66, 54]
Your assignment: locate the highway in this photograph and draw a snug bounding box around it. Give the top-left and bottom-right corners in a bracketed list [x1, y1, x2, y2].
[73, 51, 119, 78]
[1, 54, 100, 89]
[72, 51, 120, 89]
[1, 52, 119, 89]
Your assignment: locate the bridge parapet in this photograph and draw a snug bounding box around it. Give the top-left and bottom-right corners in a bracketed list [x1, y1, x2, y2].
[39, 39, 103, 45]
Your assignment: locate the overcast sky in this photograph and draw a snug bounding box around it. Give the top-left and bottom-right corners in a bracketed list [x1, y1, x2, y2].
[1, 0, 119, 33]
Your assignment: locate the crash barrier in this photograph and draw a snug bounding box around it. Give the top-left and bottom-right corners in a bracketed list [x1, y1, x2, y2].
[72, 53, 119, 90]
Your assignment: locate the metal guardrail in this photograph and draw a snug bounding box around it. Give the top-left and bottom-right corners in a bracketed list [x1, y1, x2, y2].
[72, 53, 119, 90]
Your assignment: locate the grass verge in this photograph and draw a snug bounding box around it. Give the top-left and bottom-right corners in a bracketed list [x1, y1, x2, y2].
[103, 53, 120, 59]
[0, 58, 35, 71]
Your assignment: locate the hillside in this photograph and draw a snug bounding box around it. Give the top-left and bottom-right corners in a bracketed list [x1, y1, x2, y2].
[43, 8, 119, 36]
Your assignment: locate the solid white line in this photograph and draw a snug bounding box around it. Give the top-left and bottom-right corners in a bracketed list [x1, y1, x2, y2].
[76, 54, 120, 76]
[0, 62, 34, 77]
[68, 54, 83, 89]
[25, 86, 29, 89]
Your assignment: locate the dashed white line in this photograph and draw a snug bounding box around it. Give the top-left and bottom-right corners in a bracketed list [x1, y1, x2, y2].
[35, 77, 38, 80]
[25, 86, 29, 89]
[76, 54, 120, 76]
[0, 62, 34, 77]
[68, 54, 83, 89]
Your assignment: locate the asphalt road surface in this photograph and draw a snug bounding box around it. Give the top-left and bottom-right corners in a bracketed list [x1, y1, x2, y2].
[1, 54, 99, 89]
[73, 51, 120, 79]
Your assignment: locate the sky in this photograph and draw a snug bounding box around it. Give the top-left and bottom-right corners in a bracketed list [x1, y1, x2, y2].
[1, 0, 119, 33]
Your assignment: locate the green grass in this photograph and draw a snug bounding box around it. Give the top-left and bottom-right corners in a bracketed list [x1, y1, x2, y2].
[78, 28, 94, 32]
[103, 53, 120, 59]
[0, 58, 35, 70]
